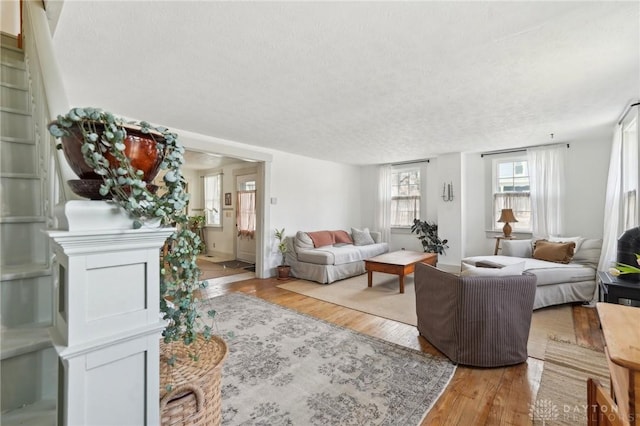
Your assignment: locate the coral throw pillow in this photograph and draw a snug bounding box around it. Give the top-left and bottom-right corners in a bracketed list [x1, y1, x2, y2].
[307, 231, 335, 248]
[332, 230, 353, 244]
[532, 240, 576, 264]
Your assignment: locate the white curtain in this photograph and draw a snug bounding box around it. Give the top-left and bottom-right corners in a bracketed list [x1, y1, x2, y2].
[527, 145, 566, 238]
[376, 164, 392, 243]
[598, 125, 623, 271]
[493, 192, 531, 230]
[236, 190, 256, 239]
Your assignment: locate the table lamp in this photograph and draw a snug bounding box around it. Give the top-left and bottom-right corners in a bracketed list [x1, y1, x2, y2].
[498, 208, 518, 237]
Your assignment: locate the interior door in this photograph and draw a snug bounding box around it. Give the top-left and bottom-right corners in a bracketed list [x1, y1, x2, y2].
[236, 173, 257, 263]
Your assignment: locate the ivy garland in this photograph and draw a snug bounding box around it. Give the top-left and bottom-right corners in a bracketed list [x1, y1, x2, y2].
[49, 107, 213, 348]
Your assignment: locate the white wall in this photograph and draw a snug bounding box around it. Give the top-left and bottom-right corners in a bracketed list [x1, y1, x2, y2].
[359, 137, 612, 266]
[462, 152, 490, 256]
[563, 137, 610, 238]
[182, 169, 203, 217]
[268, 151, 363, 269]
[460, 137, 611, 258]
[1, 0, 20, 36]
[435, 153, 463, 267]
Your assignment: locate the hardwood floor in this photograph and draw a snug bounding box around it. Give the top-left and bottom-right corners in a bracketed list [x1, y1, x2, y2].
[202, 277, 604, 426]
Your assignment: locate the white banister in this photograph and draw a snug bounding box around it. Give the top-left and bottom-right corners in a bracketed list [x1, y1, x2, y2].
[23, 0, 78, 203]
[23, 0, 68, 119]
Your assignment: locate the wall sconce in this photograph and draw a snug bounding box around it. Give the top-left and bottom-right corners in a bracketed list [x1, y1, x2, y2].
[442, 182, 454, 202]
[498, 208, 518, 237]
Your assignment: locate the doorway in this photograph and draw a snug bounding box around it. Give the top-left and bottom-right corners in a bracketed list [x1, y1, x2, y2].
[181, 150, 264, 273]
[235, 172, 257, 263]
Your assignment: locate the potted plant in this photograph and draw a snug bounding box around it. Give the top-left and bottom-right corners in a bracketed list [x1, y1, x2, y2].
[49, 107, 227, 425]
[188, 215, 207, 252]
[410, 219, 449, 255]
[275, 228, 291, 280]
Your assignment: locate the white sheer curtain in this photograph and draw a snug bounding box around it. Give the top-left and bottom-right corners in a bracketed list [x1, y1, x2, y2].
[236, 190, 256, 239]
[375, 164, 392, 243]
[598, 126, 623, 271]
[493, 192, 531, 231]
[527, 145, 566, 238]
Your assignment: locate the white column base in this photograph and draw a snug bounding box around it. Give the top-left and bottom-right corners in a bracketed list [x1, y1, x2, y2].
[48, 201, 173, 425]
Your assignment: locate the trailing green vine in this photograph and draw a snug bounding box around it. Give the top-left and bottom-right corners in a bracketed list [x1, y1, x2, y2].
[49, 107, 212, 348]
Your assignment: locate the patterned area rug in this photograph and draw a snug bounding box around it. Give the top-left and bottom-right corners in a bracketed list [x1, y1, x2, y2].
[532, 339, 609, 425]
[210, 293, 457, 425]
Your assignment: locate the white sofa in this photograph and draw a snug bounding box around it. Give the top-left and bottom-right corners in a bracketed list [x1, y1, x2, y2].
[285, 229, 389, 284]
[462, 237, 602, 310]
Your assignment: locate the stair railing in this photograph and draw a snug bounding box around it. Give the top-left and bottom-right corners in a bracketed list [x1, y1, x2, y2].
[22, 0, 79, 207]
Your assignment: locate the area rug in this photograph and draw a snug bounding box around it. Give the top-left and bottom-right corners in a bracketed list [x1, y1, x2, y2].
[215, 259, 254, 270]
[208, 293, 457, 425]
[532, 339, 609, 425]
[277, 274, 576, 360]
[196, 259, 248, 280]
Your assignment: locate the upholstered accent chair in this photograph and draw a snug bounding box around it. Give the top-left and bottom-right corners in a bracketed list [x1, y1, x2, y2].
[414, 263, 537, 367]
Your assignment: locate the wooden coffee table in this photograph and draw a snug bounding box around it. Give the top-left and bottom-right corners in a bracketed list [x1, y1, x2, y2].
[364, 250, 437, 293]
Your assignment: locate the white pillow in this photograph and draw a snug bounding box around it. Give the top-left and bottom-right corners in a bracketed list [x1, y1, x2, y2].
[501, 239, 533, 258]
[351, 227, 375, 246]
[548, 235, 585, 254]
[460, 261, 525, 277]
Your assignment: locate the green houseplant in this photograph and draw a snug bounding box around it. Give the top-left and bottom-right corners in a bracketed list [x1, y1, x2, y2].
[410, 219, 449, 255]
[188, 215, 207, 253]
[274, 228, 291, 280]
[49, 108, 227, 422]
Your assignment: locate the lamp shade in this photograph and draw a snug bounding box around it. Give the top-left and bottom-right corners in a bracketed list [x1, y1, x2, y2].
[498, 209, 518, 223]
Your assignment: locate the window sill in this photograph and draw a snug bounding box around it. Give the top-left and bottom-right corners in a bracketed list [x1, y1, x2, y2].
[391, 227, 413, 234]
[205, 224, 222, 229]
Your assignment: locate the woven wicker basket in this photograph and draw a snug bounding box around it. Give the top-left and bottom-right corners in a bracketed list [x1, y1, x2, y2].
[159, 335, 228, 426]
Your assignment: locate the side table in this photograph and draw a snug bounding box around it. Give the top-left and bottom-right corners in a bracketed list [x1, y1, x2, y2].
[493, 235, 514, 255]
[598, 270, 640, 307]
[588, 303, 640, 425]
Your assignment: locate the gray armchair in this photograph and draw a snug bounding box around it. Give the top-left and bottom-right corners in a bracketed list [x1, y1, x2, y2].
[414, 263, 537, 367]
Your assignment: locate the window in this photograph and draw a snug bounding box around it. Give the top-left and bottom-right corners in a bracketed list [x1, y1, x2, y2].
[391, 168, 420, 227]
[493, 158, 531, 231]
[622, 114, 638, 229]
[204, 174, 222, 226]
[236, 177, 256, 238]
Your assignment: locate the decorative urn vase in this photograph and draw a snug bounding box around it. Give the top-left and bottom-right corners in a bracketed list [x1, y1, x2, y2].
[58, 123, 165, 200]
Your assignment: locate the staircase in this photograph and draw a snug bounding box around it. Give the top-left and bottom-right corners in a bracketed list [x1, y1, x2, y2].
[0, 31, 57, 425]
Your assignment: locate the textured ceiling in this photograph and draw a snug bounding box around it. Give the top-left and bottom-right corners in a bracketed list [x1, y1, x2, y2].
[51, 1, 639, 165]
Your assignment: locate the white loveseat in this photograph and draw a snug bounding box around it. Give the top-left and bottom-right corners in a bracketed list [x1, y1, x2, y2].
[462, 237, 602, 310]
[285, 228, 389, 284]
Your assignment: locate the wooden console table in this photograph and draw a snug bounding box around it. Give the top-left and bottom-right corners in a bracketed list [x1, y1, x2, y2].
[588, 303, 640, 425]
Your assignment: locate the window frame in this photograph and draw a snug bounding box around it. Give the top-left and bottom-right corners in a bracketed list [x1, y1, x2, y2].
[491, 155, 532, 233]
[203, 173, 222, 227]
[622, 114, 639, 229]
[390, 166, 421, 229]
